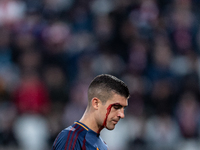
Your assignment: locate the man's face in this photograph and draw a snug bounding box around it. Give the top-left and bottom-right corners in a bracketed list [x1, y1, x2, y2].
[99, 93, 128, 130]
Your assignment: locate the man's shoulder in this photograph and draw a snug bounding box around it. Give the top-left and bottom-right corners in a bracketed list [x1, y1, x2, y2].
[52, 124, 87, 150]
[63, 126, 77, 133]
[60, 124, 87, 138]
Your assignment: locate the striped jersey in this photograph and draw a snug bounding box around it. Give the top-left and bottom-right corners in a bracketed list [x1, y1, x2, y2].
[52, 121, 108, 150]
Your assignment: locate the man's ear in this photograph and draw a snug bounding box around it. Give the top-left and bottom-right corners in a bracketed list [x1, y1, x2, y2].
[91, 97, 100, 110]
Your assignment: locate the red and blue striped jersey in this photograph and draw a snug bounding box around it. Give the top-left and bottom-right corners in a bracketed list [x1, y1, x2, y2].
[52, 121, 108, 150]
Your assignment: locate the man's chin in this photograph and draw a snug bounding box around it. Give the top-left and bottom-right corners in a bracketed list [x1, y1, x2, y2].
[106, 125, 115, 130]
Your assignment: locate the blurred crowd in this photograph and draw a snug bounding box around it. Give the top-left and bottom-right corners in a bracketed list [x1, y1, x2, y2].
[1, 0, 200, 150]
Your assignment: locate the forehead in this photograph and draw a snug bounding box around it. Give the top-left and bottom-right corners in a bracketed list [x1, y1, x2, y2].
[106, 93, 128, 106]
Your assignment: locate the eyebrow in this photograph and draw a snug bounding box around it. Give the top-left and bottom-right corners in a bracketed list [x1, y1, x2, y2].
[112, 103, 127, 108]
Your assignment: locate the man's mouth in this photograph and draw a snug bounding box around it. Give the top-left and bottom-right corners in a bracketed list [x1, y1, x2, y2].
[112, 120, 118, 124]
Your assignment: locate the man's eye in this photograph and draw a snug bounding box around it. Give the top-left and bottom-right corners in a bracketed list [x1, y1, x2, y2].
[113, 105, 122, 110]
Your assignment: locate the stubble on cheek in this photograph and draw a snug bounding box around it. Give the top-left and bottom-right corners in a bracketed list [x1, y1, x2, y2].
[97, 103, 120, 134]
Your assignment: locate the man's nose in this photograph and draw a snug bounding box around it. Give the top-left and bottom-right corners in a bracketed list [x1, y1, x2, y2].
[118, 109, 125, 119]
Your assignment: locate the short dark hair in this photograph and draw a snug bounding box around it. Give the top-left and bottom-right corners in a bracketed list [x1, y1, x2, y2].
[88, 74, 130, 104]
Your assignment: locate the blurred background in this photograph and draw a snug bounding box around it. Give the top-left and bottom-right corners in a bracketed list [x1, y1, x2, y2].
[0, 0, 200, 150]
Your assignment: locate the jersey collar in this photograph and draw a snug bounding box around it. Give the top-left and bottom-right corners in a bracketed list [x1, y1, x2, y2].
[74, 121, 89, 131]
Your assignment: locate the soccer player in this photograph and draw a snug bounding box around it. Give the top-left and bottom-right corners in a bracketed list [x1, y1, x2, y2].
[52, 74, 130, 150]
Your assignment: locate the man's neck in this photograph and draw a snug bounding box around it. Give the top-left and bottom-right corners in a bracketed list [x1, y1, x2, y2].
[79, 110, 102, 134]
